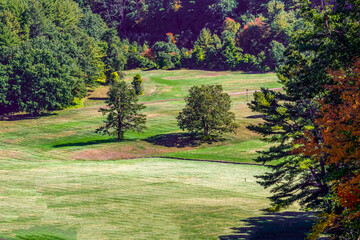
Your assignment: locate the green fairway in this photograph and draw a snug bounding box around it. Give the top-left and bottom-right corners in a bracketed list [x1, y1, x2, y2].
[0, 70, 280, 163]
[0, 70, 315, 240]
[125, 69, 280, 102]
[0, 158, 312, 240]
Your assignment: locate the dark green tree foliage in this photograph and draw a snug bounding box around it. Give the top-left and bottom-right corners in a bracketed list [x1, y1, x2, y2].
[209, 0, 238, 19]
[0, 36, 87, 114]
[102, 28, 128, 73]
[151, 40, 181, 69]
[125, 40, 157, 69]
[177, 85, 238, 139]
[132, 74, 143, 95]
[247, 0, 360, 218]
[71, 0, 303, 71]
[79, 7, 108, 41]
[0, 0, 112, 115]
[96, 81, 146, 140]
[248, 89, 330, 211]
[192, 28, 222, 69]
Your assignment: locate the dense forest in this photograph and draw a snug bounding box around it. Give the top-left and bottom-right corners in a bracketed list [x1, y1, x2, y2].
[0, 0, 303, 115]
[74, 0, 303, 71]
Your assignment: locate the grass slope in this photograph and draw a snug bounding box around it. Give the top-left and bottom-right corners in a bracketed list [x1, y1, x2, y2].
[1, 70, 280, 163]
[0, 70, 316, 240]
[0, 158, 312, 240]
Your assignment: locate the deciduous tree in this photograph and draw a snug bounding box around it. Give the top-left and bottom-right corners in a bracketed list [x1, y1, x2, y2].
[294, 60, 360, 239]
[177, 84, 238, 139]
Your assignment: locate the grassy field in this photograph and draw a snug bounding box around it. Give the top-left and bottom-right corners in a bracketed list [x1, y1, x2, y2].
[0, 70, 317, 239]
[0, 158, 315, 240]
[1, 70, 281, 163]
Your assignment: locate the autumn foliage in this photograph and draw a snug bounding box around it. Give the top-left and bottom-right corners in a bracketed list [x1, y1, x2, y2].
[243, 17, 265, 30]
[293, 59, 360, 239]
[142, 48, 155, 60]
[222, 17, 240, 34]
[166, 32, 176, 44]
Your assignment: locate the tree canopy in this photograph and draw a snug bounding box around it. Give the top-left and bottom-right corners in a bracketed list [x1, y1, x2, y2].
[0, 0, 125, 115]
[177, 84, 238, 140]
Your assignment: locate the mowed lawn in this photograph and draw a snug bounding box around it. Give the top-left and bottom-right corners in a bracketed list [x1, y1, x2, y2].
[0, 158, 268, 239]
[0, 158, 314, 240]
[0, 70, 316, 239]
[0, 70, 281, 163]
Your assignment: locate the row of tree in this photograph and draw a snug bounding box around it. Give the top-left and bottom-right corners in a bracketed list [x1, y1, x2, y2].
[73, 0, 295, 45]
[248, 0, 360, 238]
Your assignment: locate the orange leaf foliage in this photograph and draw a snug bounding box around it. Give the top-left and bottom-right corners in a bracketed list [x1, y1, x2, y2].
[166, 32, 176, 44]
[141, 48, 154, 60]
[243, 17, 264, 30]
[292, 59, 360, 234]
[173, 0, 181, 12]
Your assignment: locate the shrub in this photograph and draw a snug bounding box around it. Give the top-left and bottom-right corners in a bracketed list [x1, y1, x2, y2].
[132, 74, 144, 95]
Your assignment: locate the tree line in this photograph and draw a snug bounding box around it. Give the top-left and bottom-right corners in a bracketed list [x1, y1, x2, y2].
[0, 0, 301, 116]
[0, 0, 128, 115]
[73, 0, 302, 72]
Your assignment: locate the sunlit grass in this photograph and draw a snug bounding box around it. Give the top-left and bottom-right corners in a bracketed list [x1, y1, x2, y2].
[0, 70, 301, 240]
[0, 70, 278, 163]
[0, 158, 273, 240]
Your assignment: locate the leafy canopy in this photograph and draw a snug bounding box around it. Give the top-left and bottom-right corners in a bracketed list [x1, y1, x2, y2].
[177, 84, 238, 139]
[294, 60, 360, 239]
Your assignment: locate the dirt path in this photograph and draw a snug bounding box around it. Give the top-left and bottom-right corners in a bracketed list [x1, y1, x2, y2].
[73, 87, 283, 110]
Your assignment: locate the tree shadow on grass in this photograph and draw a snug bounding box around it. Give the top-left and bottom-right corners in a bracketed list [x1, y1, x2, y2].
[145, 133, 204, 148]
[53, 138, 129, 148]
[219, 211, 330, 240]
[0, 112, 57, 121]
[87, 97, 107, 101]
[246, 114, 265, 119]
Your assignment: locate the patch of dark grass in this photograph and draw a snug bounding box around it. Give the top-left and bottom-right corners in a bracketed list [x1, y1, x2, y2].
[87, 97, 107, 101]
[246, 114, 265, 119]
[53, 138, 121, 148]
[145, 133, 203, 148]
[15, 225, 76, 240]
[0, 112, 57, 121]
[145, 132, 225, 148]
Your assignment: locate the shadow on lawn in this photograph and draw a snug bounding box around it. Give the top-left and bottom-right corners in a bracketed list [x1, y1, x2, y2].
[246, 114, 265, 119]
[145, 133, 204, 148]
[219, 211, 330, 240]
[87, 97, 107, 101]
[0, 112, 57, 121]
[53, 138, 127, 148]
